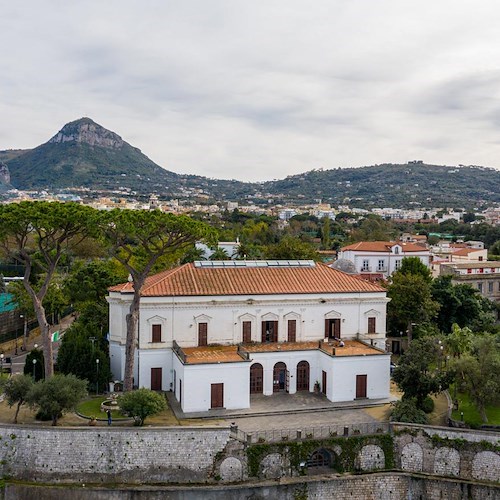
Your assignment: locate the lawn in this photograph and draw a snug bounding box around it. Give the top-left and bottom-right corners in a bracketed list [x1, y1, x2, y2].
[451, 391, 500, 427]
[76, 397, 127, 420]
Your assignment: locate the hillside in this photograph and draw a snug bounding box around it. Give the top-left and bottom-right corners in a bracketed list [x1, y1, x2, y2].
[1, 118, 499, 208]
[263, 163, 500, 209]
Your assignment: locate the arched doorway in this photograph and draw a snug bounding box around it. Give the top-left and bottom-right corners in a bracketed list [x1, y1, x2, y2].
[250, 363, 263, 394]
[273, 362, 287, 393]
[307, 448, 332, 468]
[296, 361, 310, 391]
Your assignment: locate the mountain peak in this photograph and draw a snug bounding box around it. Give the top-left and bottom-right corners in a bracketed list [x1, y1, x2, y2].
[48, 117, 124, 150]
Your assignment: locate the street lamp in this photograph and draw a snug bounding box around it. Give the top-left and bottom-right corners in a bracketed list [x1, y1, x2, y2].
[32, 358, 37, 380]
[20, 314, 28, 351]
[96, 359, 100, 396]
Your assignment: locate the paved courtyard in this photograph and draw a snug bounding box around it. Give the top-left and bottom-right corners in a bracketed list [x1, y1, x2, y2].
[168, 390, 395, 433]
[228, 406, 379, 433]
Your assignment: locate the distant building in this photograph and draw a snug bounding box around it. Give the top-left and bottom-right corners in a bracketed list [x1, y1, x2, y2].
[338, 241, 431, 279]
[195, 240, 241, 260]
[439, 261, 500, 306]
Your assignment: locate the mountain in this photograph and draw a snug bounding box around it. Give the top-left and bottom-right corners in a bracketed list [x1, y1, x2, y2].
[2, 118, 181, 191]
[262, 163, 500, 208]
[1, 118, 499, 208]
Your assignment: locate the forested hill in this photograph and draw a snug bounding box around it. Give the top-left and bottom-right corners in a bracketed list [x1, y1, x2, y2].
[263, 163, 500, 208]
[0, 117, 499, 208]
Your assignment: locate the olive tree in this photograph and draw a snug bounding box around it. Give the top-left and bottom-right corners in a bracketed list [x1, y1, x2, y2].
[27, 373, 87, 426]
[0, 374, 34, 423]
[118, 388, 167, 426]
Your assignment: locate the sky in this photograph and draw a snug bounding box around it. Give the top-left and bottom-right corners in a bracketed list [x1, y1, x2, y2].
[1, 1, 500, 182]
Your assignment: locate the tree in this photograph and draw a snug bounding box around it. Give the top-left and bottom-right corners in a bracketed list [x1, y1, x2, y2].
[462, 212, 476, 223]
[0, 375, 34, 423]
[431, 276, 496, 333]
[387, 272, 439, 342]
[0, 273, 5, 293]
[118, 388, 167, 426]
[57, 322, 110, 394]
[390, 398, 428, 424]
[100, 209, 215, 391]
[392, 337, 452, 408]
[445, 324, 473, 358]
[265, 236, 319, 260]
[27, 373, 88, 426]
[0, 202, 98, 377]
[209, 247, 230, 260]
[64, 259, 127, 310]
[453, 335, 500, 423]
[24, 348, 45, 382]
[398, 256, 432, 282]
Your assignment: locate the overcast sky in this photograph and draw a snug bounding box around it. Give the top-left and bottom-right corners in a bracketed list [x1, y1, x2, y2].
[1, 1, 500, 181]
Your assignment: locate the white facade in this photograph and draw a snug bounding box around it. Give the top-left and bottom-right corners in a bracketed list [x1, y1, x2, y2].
[338, 242, 431, 278]
[108, 261, 391, 413]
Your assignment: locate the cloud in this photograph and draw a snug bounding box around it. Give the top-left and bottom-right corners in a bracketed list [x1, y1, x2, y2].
[1, 1, 500, 181]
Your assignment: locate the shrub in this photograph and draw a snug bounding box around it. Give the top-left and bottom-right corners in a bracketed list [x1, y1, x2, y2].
[390, 398, 428, 424]
[421, 396, 435, 414]
[118, 388, 167, 426]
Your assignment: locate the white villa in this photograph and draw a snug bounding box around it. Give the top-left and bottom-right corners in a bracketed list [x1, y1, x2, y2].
[338, 241, 431, 279]
[108, 260, 391, 413]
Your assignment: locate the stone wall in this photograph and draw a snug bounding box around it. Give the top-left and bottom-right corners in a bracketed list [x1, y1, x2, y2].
[0, 422, 498, 487]
[393, 424, 500, 484]
[4, 473, 499, 500]
[0, 424, 231, 483]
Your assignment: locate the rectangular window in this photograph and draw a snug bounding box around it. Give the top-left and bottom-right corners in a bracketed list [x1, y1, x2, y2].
[479, 256, 483, 261]
[477, 283, 483, 293]
[377, 259, 385, 271]
[368, 317, 376, 334]
[152, 324, 162, 343]
[394, 260, 401, 270]
[467, 268, 472, 274]
[242, 321, 251, 343]
[198, 322, 208, 346]
[488, 282, 493, 293]
[288, 319, 297, 342]
[362, 259, 370, 271]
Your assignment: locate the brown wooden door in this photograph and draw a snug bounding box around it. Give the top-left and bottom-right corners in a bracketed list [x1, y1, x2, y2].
[151, 367, 162, 391]
[296, 361, 309, 391]
[356, 374, 367, 398]
[322, 370, 327, 395]
[250, 363, 263, 393]
[198, 322, 208, 346]
[325, 319, 341, 339]
[288, 319, 296, 342]
[211, 383, 224, 408]
[242, 321, 251, 343]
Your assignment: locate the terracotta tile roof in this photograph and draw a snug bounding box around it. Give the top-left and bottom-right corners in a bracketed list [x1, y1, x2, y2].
[451, 248, 483, 256]
[340, 241, 426, 253]
[109, 261, 385, 296]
